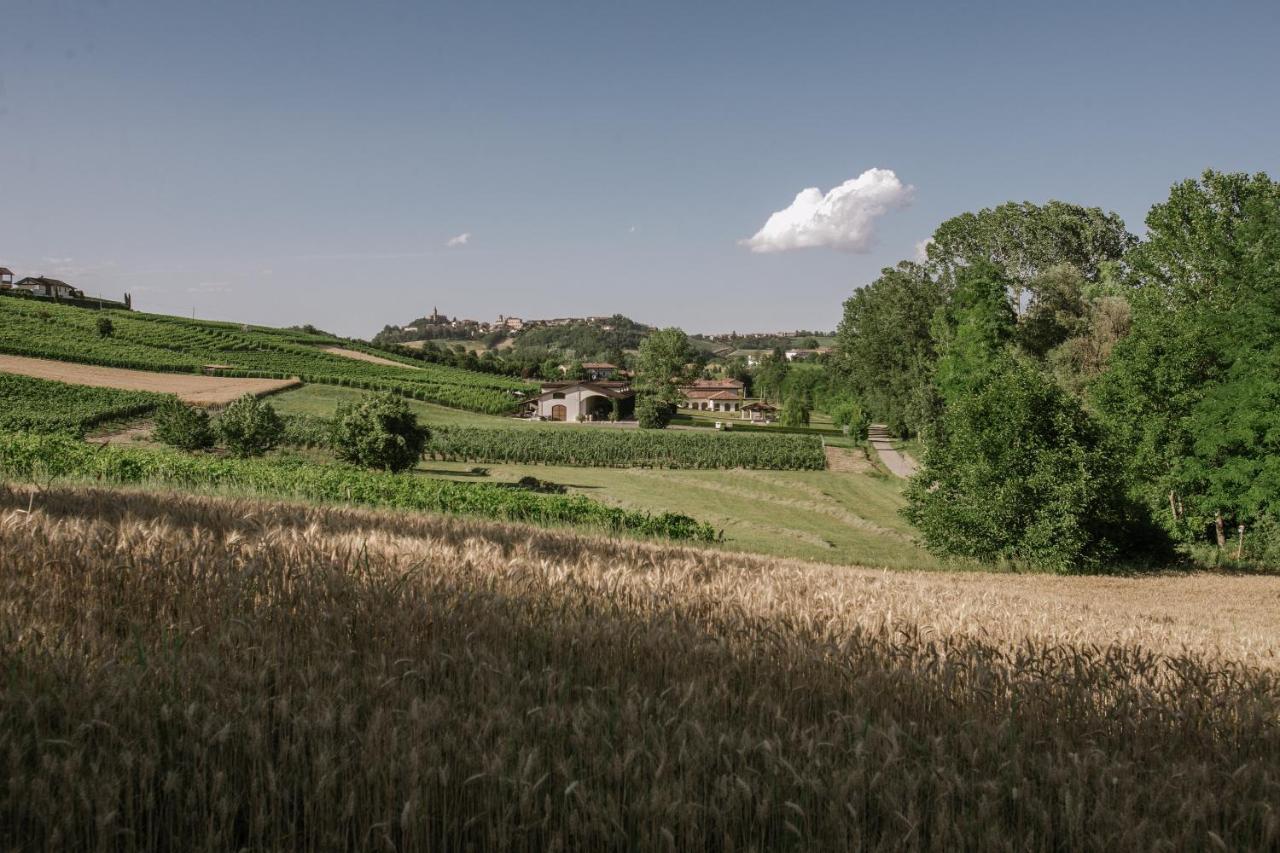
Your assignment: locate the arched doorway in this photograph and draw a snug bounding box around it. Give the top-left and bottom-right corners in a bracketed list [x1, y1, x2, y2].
[551, 404, 567, 421]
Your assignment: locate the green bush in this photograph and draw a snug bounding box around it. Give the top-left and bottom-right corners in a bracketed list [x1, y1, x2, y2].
[904, 356, 1166, 573]
[635, 395, 672, 430]
[780, 396, 811, 427]
[153, 399, 215, 451]
[95, 316, 114, 338]
[217, 395, 284, 458]
[330, 393, 429, 472]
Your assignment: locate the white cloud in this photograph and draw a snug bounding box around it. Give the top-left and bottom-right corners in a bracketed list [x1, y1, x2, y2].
[741, 167, 914, 254]
[446, 232, 471, 248]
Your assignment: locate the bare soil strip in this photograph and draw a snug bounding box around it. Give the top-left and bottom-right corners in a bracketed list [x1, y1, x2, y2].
[320, 346, 423, 369]
[0, 354, 299, 406]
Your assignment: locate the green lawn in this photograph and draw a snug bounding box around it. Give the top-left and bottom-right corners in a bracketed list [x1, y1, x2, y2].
[416, 459, 951, 570]
[270, 384, 528, 427]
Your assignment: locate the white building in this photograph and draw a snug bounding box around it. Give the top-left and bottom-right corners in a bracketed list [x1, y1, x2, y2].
[522, 381, 635, 422]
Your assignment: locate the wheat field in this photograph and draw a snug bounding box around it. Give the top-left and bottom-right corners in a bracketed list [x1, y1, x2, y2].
[1, 483, 1278, 850]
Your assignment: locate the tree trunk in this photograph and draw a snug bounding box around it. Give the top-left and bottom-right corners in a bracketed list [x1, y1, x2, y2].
[1214, 511, 1227, 548]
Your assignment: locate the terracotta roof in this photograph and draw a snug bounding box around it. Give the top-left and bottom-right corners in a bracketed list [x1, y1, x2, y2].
[522, 381, 635, 404]
[580, 362, 616, 370]
[688, 378, 744, 388]
[742, 400, 778, 410]
[684, 390, 742, 401]
[0, 267, 13, 276]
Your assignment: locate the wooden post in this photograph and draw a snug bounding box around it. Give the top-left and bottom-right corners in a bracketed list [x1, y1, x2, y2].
[1214, 511, 1227, 548]
[1235, 524, 1245, 560]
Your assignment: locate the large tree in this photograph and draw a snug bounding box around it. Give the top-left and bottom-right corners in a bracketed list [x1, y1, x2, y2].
[834, 261, 943, 437]
[927, 200, 1135, 308]
[634, 327, 693, 427]
[1093, 171, 1280, 544]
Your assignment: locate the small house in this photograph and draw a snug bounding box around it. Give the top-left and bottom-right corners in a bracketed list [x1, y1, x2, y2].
[0, 267, 13, 289]
[741, 401, 779, 423]
[522, 380, 635, 422]
[580, 362, 618, 381]
[14, 276, 84, 299]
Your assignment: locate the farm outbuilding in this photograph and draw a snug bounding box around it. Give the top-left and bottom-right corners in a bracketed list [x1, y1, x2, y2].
[523, 381, 635, 422]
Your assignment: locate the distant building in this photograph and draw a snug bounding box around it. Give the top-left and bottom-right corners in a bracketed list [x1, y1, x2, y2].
[741, 401, 779, 423]
[0, 267, 13, 289]
[679, 378, 746, 413]
[14, 276, 84, 299]
[580, 362, 618, 381]
[522, 380, 635, 422]
[784, 347, 832, 362]
[497, 315, 525, 331]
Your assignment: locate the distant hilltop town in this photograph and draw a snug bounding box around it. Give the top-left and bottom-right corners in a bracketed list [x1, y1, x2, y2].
[374, 309, 629, 346]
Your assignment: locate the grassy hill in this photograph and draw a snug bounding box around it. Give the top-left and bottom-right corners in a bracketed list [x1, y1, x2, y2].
[0, 298, 532, 413]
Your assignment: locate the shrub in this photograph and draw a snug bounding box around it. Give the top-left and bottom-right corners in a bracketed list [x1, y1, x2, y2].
[330, 393, 429, 472]
[217, 394, 284, 458]
[95, 316, 114, 338]
[904, 356, 1166, 573]
[152, 399, 215, 450]
[780, 396, 811, 427]
[635, 394, 672, 430]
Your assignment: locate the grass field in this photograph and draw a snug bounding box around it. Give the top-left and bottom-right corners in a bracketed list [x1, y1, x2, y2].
[418, 456, 943, 569]
[3, 483, 1276, 850]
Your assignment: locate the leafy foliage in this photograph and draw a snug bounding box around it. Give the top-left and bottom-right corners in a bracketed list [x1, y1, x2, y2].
[153, 399, 216, 451]
[217, 395, 285, 458]
[634, 327, 693, 410]
[834, 262, 943, 437]
[330, 393, 429, 472]
[95, 316, 114, 338]
[905, 356, 1162, 572]
[1092, 170, 1280, 541]
[635, 395, 674, 430]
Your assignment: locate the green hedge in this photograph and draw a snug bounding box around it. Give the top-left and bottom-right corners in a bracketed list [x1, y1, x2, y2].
[0, 433, 717, 541]
[426, 426, 827, 469]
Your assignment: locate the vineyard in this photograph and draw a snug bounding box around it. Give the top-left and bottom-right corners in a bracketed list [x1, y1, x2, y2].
[0, 299, 534, 413]
[426, 426, 829, 469]
[0, 373, 171, 435]
[0, 432, 717, 541]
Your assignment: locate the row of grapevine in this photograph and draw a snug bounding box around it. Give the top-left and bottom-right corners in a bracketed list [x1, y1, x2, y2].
[0, 432, 718, 542]
[0, 299, 535, 413]
[426, 426, 828, 470]
[0, 374, 171, 435]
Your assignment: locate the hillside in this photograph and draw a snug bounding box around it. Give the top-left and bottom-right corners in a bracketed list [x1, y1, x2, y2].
[2, 483, 1276, 850]
[0, 297, 532, 413]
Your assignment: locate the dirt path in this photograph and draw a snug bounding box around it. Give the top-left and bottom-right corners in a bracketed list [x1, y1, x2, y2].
[824, 445, 874, 473]
[868, 424, 918, 478]
[0, 354, 300, 406]
[320, 347, 423, 369]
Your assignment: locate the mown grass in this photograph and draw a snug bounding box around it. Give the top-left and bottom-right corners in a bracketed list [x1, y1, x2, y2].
[1, 484, 1277, 851]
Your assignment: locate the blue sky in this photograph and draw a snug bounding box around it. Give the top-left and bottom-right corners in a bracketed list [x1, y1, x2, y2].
[2, 0, 1278, 336]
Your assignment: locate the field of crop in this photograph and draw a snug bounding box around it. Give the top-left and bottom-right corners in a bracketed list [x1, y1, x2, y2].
[0, 373, 171, 435]
[0, 433, 715, 541]
[427, 426, 828, 469]
[0, 299, 533, 413]
[2, 483, 1276, 850]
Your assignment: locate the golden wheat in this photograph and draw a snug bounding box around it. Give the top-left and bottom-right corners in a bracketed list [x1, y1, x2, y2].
[1, 483, 1278, 850]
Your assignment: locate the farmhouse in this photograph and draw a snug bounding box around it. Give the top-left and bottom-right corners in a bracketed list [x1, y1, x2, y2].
[581, 362, 618, 380]
[523, 380, 635, 422]
[0, 267, 13, 289]
[14, 276, 84, 299]
[680, 378, 746, 413]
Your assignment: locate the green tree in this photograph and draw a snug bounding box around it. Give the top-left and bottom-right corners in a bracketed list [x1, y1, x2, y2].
[905, 354, 1162, 572]
[95, 316, 115, 338]
[779, 394, 811, 427]
[217, 394, 284, 458]
[834, 261, 943, 437]
[330, 393, 429, 472]
[928, 200, 1134, 306]
[932, 260, 1016, 406]
[635, 327, 692, 404]
[1092, 171, 1280, 544]
[752, 348, 790, 403]
[635, 394, 672, 430]
[152, 398, 215, 451]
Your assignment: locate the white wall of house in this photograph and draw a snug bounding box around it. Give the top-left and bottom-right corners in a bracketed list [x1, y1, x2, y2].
[532, 388, 615, 421]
